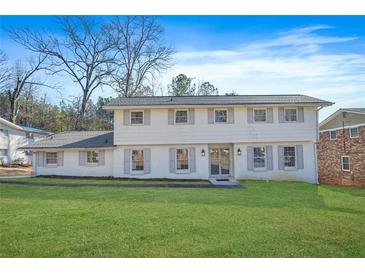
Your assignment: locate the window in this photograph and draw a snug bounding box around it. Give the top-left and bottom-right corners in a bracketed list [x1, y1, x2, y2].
[131, 150, 144, 171]
[254, 109, 267, 122]
[349, 127, 359, 138]
[330, 130, 337, 140]
[46, 152, 57, 165]
[130, 111, 144, 125]
[285, 108, 297, 122]
[341, 156, 350, 171]
[0, 129, 9, 137]
[284, 146, 296, 167]
[176, 148, 189, 171]
[215, 109, 227, 123]
[253, 147, 266, 169]
[0, 149, 8, 157]
[86, 151, 99, 164]
[26, 132, 34, 141]
[175, 110, 188, 124]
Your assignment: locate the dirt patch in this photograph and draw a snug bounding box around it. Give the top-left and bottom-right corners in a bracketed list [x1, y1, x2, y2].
[0, 166, 33, 177]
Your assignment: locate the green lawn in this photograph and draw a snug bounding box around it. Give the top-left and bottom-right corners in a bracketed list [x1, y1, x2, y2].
[0, 179, 364, 257]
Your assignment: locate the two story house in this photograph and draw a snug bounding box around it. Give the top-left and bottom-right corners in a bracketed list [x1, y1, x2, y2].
[318, 108, 365, 186]
[23, 94, 332, 184]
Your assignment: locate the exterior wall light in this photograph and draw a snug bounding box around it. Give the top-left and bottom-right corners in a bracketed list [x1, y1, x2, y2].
[237, 148, 242, 156]
[201, 149, 205, 157]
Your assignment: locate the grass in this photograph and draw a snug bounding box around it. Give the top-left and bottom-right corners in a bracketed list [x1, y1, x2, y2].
[0, 179, 364, 257]
[0, 176, 209, 185]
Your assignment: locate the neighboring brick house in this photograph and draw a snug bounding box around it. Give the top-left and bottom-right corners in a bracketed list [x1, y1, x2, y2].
[318, 108, 365, 187]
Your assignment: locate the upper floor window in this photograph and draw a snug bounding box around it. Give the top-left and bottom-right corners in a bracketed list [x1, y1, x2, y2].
[46, 152, 57, 165]
[131, 149, 144, 172]
[0, 129, 9, 137]
[176, 148, 189, 171]
[175, 110, 188, 124]
[0, 149, 8, 157]
[254, 109, 267, 122]
[86, 151, 99, 164]
[285, 108, 297, 122]
[349, 127, 359, 138]
[26, 132, 34, 141]
[283, 146, 296, 168]
[253, 147, 266, 169]
[130, 111, 144, 125]
[215, 109, 227, 123]
[341, 156, 350, 171]
[330, 130, 337, 140]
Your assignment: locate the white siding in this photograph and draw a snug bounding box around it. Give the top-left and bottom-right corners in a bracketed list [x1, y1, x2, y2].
[113, 106, 317, 145]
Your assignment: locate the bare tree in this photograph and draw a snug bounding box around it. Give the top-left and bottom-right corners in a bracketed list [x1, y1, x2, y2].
[0, 50, 10, 90]
[9, 16, 115, 129]
[109, 16, 174, 97]
[2, 55, 49, 123]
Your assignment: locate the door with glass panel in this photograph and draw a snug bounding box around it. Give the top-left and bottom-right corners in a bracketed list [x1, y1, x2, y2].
[209, 146, 231, 176]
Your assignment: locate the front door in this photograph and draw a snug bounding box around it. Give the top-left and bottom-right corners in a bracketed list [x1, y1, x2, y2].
[209, 146, 231, 177]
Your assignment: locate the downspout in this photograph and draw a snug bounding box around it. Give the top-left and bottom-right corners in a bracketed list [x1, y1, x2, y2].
[314, 106, 324, 185]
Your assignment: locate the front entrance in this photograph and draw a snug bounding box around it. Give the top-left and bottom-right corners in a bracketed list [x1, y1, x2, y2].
[209, 145, 232, 177]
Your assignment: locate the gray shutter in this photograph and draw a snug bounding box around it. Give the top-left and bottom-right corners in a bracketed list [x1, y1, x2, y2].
[267, 108, 273, 123]
[228, 108, 234, 124]
[37, 152, 44, 167]
[247, 108, 253, 123]
[208, 108, 214, 124]
[298, 107, 304, 122]
[296, 145, 304, 169]
[57, 151, 64, 166]
[123, 110, 130, 126]
[188, 108, 195, 125]
[79, 151, 86, 166]
[169, 148, 175, 173]
[124, 149, 130, 174]
[266, 146, 273, 170]
[168, 109, 174, 125]
[278, 146, 284, 170]
[144, 148, 151, 174]
[189, 147, 196, 173]
[247, 146, 254, 171]
[144, 109, 151, 125]
[98, 150, 105, 166]
[278, 108, 284, 123]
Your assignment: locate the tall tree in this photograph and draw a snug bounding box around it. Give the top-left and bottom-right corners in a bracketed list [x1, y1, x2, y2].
[196, 81, 218, 96]
[9, 16, 115, 129]
[167, 74, 196, 96]
[109, 16, 174, 97]
[0, 50, 9, 90]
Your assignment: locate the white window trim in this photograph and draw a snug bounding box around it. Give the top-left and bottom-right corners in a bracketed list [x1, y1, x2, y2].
[130, 149, 144, 174]
[349, 127, 359, 138]
[330, 130, 337, 140]
[130, 110, 144, 126]
[174, 109, 189, 124]
[253, 108, 267, 123]
[283, 146, 297, 170]
[253, 146, 267, 171]
[86, 150, 99, 166]
[0, 129, 9, 137]
[45, 152, 58, 167]
[284, 107, 298, 122]
[175, 148, 190, 173]
[214, 108, 228, 124]
[341, 156, 350, 172]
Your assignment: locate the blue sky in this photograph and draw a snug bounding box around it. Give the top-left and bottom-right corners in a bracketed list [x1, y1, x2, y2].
[1, 16, 364, 120]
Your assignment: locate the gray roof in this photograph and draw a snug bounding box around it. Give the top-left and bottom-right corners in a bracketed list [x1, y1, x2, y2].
[340, 108, 365, 114]
[20, 131, 114, 149]
[105, 94, 333, 107]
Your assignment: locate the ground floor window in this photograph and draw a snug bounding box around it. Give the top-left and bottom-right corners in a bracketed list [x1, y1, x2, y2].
[0, 149, 8, 157]
[86, 151, 99, 164]
[341, 156, 350, 171]
[132, 150, 144, 171]
[46, 152, 57, 165]
[253, 147, 266, 168]
[284, 146, 296, 167]
[176, 148, 189, 171]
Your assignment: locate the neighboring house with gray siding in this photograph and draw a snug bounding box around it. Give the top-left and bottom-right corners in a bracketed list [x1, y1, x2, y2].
[0, 117, 50, 165]
[22, 94, 332, 184]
